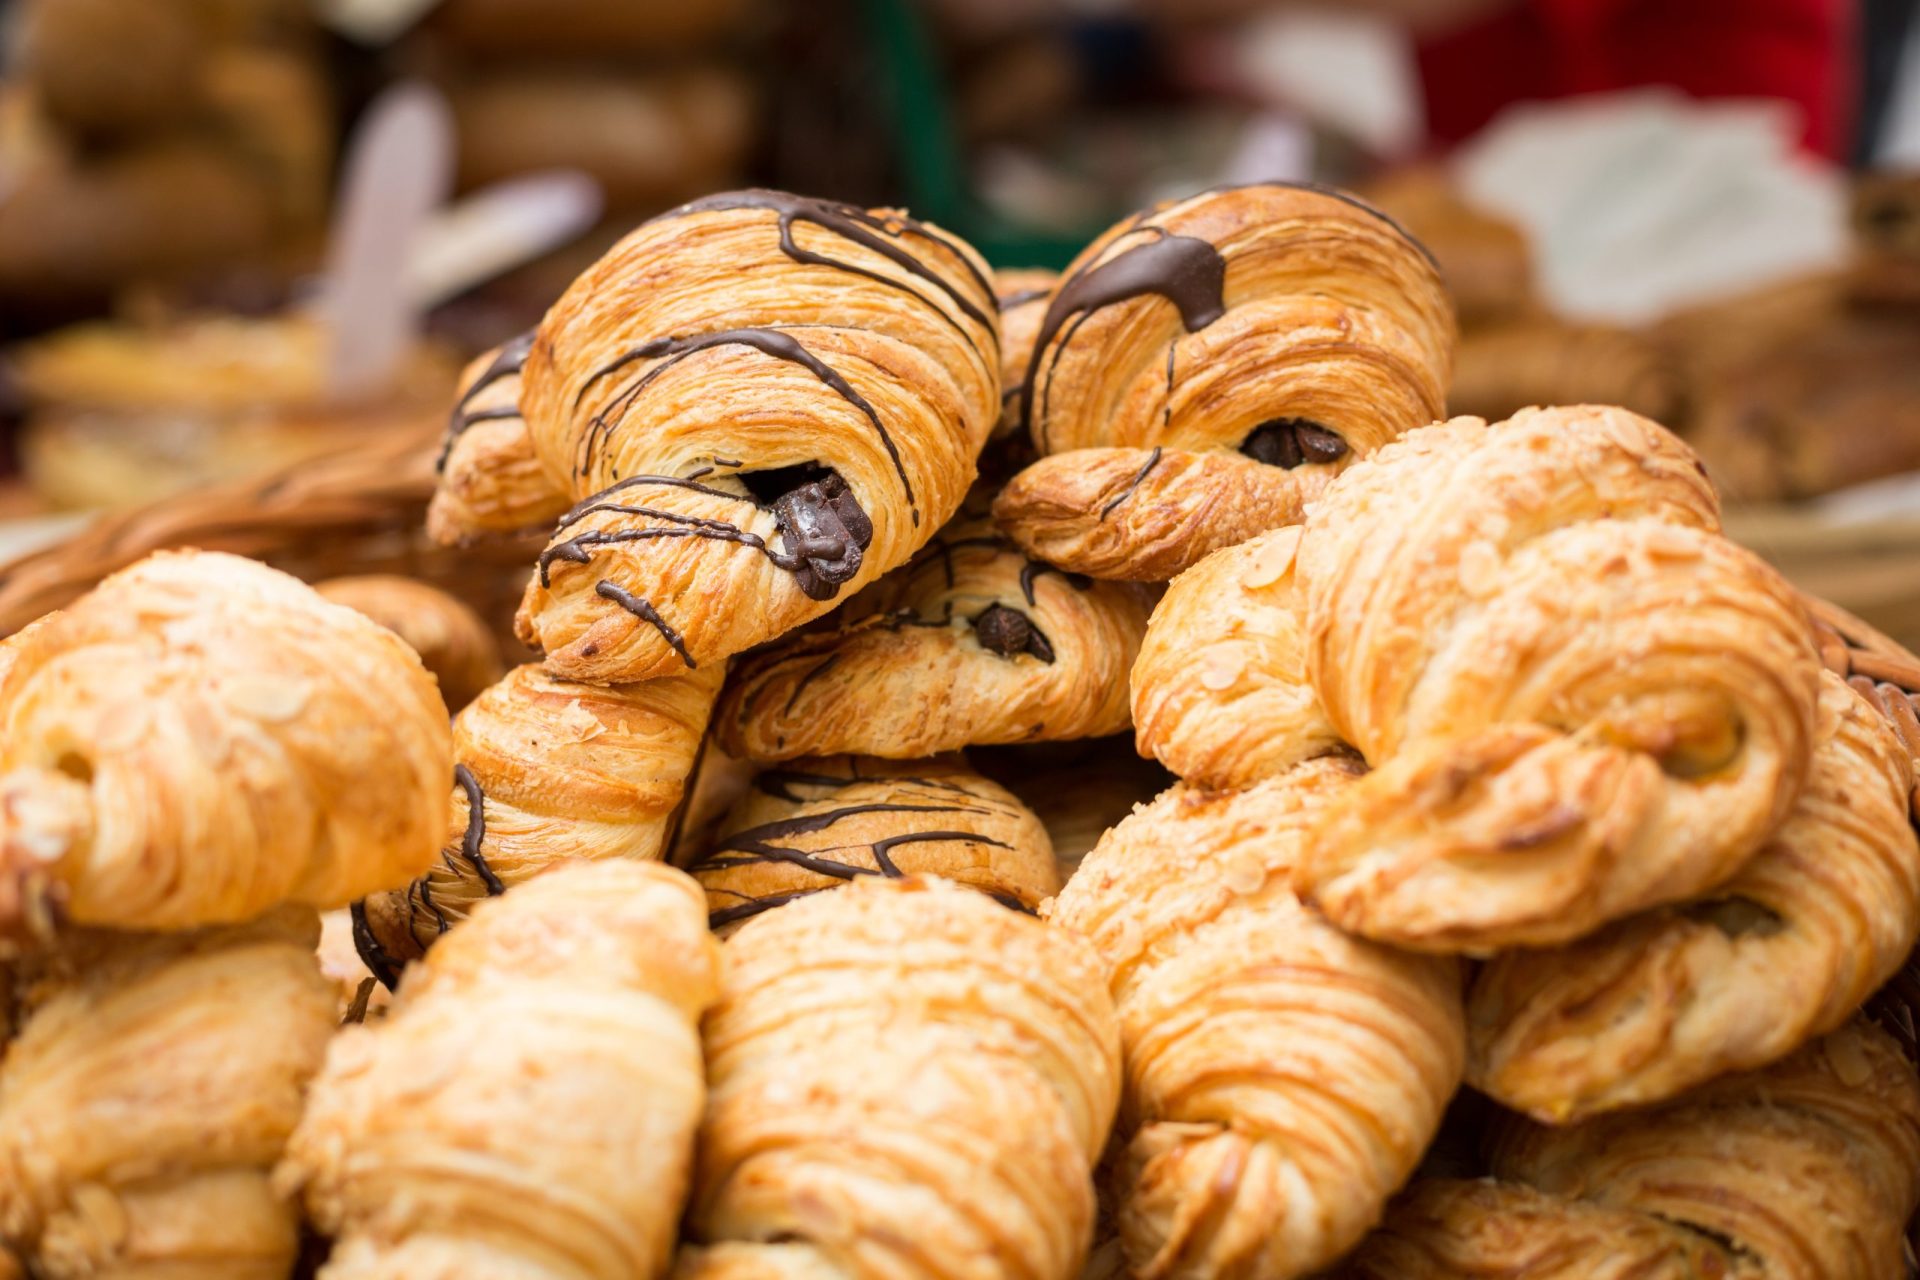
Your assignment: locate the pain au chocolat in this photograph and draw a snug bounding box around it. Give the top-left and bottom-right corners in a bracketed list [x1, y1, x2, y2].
[441, 190, 1001, 684]
[992, 183, 1454, 582]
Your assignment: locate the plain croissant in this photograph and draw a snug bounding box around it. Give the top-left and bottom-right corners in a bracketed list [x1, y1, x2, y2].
[0, 550, 452, 938]
[282, 859, 722, 1280]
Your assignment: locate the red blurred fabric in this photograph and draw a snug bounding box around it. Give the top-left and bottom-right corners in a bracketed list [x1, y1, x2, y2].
[1415, 0, 1856, 158]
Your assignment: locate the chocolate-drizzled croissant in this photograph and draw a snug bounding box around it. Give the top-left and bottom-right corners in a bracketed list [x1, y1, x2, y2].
[0, 551, 452, 938]
[1339, 1020, 1920, 1279]
[426, 333, 572, 543]
[992, 268, 1056, 444]
[0, 909, 335, 1278]
[1048, 761, 1465, 1280]
[677, 876, 1120, 1280]
[282, 860, 721, 1280]
[357, 661, 720, 977]
[1467, 669, 1920, 1122]
[1290, 407, 1821, 952]
[687, 755, 1058, 934]
[316, 574, 505, 711]
[714, 510, 1152, 760]
[992, 184, 1454, 582]
[497, 190, 999, 683]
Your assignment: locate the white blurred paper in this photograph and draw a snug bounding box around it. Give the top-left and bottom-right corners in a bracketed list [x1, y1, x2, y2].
[1455, 90, 1849, 324]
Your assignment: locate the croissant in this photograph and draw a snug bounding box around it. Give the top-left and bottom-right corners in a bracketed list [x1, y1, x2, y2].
[687, 754, 1058, 933]
[0, 550, 453, 937]
[1047, 759, 1466, 1280]
[991, 268, 1057, 443]
[491, 190, 999, 683]
[316, 574, 506, 711]
[992, 183, 1454, 582]
[0, 908, 335, 1279]
[1339, 1019, 1920, 1278]
[357, 660, 721, 978]
[678, 876, 1120, 1280]
[426, 333, 573, 543]
[1289, 407, 1821, 952]
[281, 859, 722, 1280]
[1467, 669, 1920, 1122]
[714, 508, 1153, 760]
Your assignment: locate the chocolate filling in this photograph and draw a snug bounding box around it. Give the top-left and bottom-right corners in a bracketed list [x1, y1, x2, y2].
[756, 466, 873, 600]
[1683, 896, 1785, 939]
[974, 604, 1055, 663]
[1241, 418, 1349, 469]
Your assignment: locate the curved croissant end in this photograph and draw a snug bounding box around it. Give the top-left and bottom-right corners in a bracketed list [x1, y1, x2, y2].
[994, 182, 1455, 582]
[0, 910, 335, 1278]
[688, 755, 1058, 934]
[993, 268, 1057, 444]
[357, 661, 721, 978]
[428, 333, 573, 544]
[282, 861, 722, 1280]
[1291, 407, 1821, 952]
[0, 551, 453, 938]
[316, 574, 506, 711]
[716, 511, 1152, 760]
[1131, 526, 1344, 789]
[1467, 670, 1920, 1122]
[1048, 761, 1465, 1280]
[512, 191, 1001, 683]
[683, 877, 1120, 1280]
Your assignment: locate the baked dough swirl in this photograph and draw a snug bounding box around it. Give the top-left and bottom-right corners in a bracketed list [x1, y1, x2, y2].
[0, 551, 453, 937]
[1291, 407, 1821, 951]
[282, 860, 721, 1280]
[688, 754, 1058, 933]
[992, 183, 1454, 582]
[356, 661, 721, 978]
[426, 332, 572, 543]
[1047, 759, 1465, 1280]
[504, 190, 1000, 683]
[714, 509, 1152, 760]
[1338, 1019, 1920, 1279]
[677, 876, 1120, 1280]
[0, 909, 335, 1279]
[1467, 669, 1920, 1122]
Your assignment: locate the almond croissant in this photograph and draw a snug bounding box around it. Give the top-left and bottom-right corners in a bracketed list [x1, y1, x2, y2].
[1047, 759, 1466, 1280]
[993, 183, 1454, 582]
[357, 660, 721, 977]
[0, 908, 335, 1278]
[282, 860, 722, 1280]
[1339, 1019, 1920, 1278]
[501, 190, 1000, 683]
[714, 508, 1153, 760]
[1467, 669, 1920, 1122]
[688, 754, 1058, 933]
[677, 876, 1120, 1280]
[0, 551, 453, 938]
[1291, 407, 1821, 952]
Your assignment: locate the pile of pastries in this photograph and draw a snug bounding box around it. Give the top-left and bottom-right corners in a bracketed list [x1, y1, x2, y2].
[3, 181, 1919, 1279]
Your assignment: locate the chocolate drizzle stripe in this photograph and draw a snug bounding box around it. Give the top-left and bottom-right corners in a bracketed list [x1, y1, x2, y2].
[452, 764, 504, 895]
[572, 328, 914, 516]
[595, 581, 696, 668]
[350, 900, 403, 992]
[436, 329, 535, 472]
[1019, 560, 1093, 606]
[708, 887, 822, 928]
[699, 829, 1014, 882]
[997, 286, 1051, 309]
[1100, 447, 1164, 521]
[703, 801, 993, 854]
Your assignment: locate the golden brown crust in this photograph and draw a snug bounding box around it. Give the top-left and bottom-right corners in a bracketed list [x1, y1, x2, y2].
[1467, 671, 1920, 1122]
[995, 183, 1454, 582]
[359, 661, 721, 971]
[0, 551, 453, 938]
[316, 574, 506, 711]
[1340, 1020, 1920, 1279]
[1048, 762, 1465, 1280]
[281, 860, 722, 1280]
[511, 192, 1000, 683]
[0, 909, 335, 1279]
[427, 336, 572, 544]
[688, 755, 1058, 934]
[715, 511, 1152, 759]
[1291, 408, 1820, 952]
[993, 268, 1057, 441]
[683, 876, 1120, 1280]
[1131, 526, 1343, 788]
